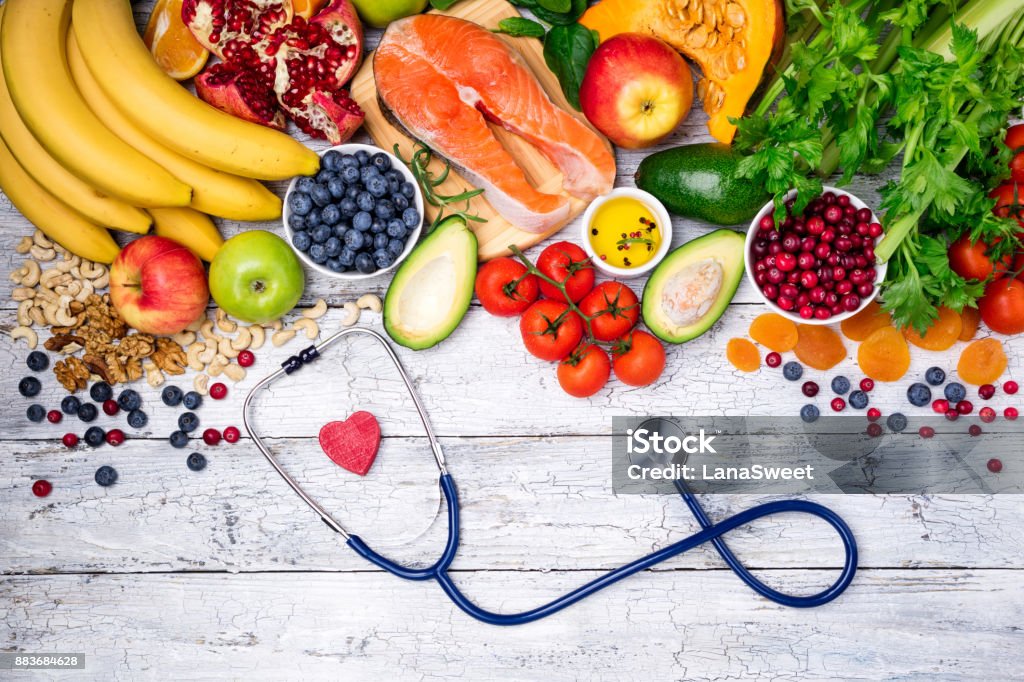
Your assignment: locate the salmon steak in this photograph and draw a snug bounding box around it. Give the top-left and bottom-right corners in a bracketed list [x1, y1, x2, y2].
[375, 14, 615, 234]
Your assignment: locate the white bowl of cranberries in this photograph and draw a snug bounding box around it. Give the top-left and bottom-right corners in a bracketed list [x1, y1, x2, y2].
[745, 186, 887, 325]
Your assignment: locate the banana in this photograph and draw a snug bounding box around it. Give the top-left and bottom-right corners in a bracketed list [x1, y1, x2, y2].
[0, 134, 120, 264]
[149, 208, 224, 262]
[1, 0, 191, 209]
[67, 34, 282, 222]
[72, 0, 319, 182]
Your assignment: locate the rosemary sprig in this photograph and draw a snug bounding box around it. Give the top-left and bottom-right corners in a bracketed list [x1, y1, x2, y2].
[393, 144, 487, 234]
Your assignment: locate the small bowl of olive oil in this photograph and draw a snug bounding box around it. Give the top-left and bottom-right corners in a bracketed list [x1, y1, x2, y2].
[580, 188, 672, 278]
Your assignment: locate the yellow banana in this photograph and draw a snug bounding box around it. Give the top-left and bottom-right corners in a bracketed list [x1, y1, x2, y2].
[72, 0, 319, 182]
[67, 34, 282, 222]
[149, 208, 224, 262]
[1, 0, 191, 208]
[0, 135, 120, 264]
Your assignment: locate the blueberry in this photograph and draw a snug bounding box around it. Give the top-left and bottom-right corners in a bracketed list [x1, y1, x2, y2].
[341, 165, 360, 184]
[907, 382, 932, 407]
[356, 192, 375, 212]
[944, 382, 966, 403]
[306, 207, 322, 228]
[311, 185, 332, 207]
[402, 207, 421, 228]
[925, 367, 946, 386]
[26, 404, 45, 423]
[360, 165, 380, 184]
[326, 258, 344, 273]
[340, 154, 359, 169]
[296, 177, 317, 195]
[344, 229, 366, 251]
[355, 252, 376, 274]
[373, 233, 389, 251]
[292, 231, 312, 252]
[288, 212, 308, 231]
[127, 409, 148, 429]
[187, 452, 207, 472]
[353, 211, 373, 232]
[178, 412, 199, 433]
[393, 194, 409, 211]
[373, 250, 394, 270]
[328, 177, 347, 200]
[345, 186, 360, 200]
[374, 200, 395, 220]
[385, 169, 403, 184]
[800, 404, 820, 423]
[887, 412, 908, 433]
[355, 149, 371, 166]
[339, 198, 358, 217]
[61, 396, 81, 415]
[118, 389, 141, 412]
[18, 376, 41, 398]
[831, 376, 850, 395]
[182, 391, 202, 410]
[315, 169, 335, 184]
[387, 176, 401, 195]
[321, 237, 340, 259]
[849, 390, 869, 409]
[333, 225, 349, 240]
[312, 224, 332, 244]
[371, 152, 392, 172]
[321, 204, 341, 226]
[94, 465, 118, 487]
[387, 239, 406, 258]
[370, 219, 385, 234]
[366, 175, 388, 198]
[288, 191, 313, 216]
[386, 219, 407, 239]
[84, 426, 106, 447]
[339, 248, 356, 268]
[78, 403, 98, 423]
[90, 381, 113, 402]
[783, 362, 803, 381]
[27, 351, 49, 372]
[161, 385, 183, 407]
[400, 181, 415, 198]
[308, 243, 328, 264]
[323, 150, 343, 171]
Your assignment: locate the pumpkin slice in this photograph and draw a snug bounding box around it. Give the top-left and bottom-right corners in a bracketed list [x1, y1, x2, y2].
[581, 0, 785, 143]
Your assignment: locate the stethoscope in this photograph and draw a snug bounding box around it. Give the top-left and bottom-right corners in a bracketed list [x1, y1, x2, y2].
[243, 326, 858, 626]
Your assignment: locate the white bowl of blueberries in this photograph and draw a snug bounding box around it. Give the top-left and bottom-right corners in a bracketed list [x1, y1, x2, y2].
[283, 143, 425, 278]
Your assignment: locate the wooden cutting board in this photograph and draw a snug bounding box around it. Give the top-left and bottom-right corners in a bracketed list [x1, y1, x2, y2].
[349, 0, 611, 261]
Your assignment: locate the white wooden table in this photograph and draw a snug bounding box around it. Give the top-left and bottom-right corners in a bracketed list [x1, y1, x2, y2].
[2, 10, 1023, 680]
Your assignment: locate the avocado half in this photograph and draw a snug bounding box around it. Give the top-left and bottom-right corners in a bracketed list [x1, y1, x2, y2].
[642, 229, 745, 344]
[384, 215, 478, 350]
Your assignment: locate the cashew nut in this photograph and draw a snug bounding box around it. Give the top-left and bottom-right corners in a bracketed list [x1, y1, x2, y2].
[172, 330, 197, 347]
[54, 296, 76, 326]
[10, 326, 38, 349]
[54, 255, 81, 273]
[146, 366, 165, 388]
[230, 327, 252, 351]
[20, 260, 41, 287]
[17, 300, 33, 327]
[268, 319, 283, 332]
[15, 236, 32, 254]
[39, 269, 67, 290]
[217, 337, 240, 359]
[303, 298, 328, 319]
[33, 230, 53, 249]
[248, 325, 265, 350]
[207, 356, 228, 377]
[65, 280, 83, 298]
[223, 363, 247, 382]
[193, 374, 210, 396]
[357, 294, 382, 313]
[10, 264, 28, 283]
[291, 318, 319, 340]
[340, 301, 360, 327]
[186, 342, 206, 372]
[30, 245, 55, 262]
[215, 308, 237, 334]
[60, 342, 83, 355]
[272, 329, 296, 347]
[79, 260, 105, 279]
[199, 319, 221, 342]
[185, 314, 206, 333]
[11, 287, 35, 302]
[42, 304, 59, 327]
[198, 341, 218, 366]
[91, 270, 109, 289]
[28, 306, 45, 326]
[74, 280, 95, 303]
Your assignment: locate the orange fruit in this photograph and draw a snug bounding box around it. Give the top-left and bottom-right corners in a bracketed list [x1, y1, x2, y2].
[292, 0, 330, 19]
[144, 0, 209, 81]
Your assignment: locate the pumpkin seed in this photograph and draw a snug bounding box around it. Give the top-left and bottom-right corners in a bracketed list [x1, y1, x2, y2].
[725, 2, 745, 27]
[686, 24, 708, 48]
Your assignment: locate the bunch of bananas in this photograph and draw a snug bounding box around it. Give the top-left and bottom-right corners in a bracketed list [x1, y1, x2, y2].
[0, 0, 321, 263]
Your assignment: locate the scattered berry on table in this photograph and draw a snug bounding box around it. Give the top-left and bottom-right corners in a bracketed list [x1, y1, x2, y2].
[801, 381, 819, 397]
[866, 423, 883, 438]
[61, 433, 79, 448]
[944, 382, 966, 403]
[102, 399, 119, 416]
[127, 409, 148, 429]
[209, 383, 228, 400]
[867, 407, 882, 422]
[956, 400, 974, 415]
[800, 404, 819, 423]
[783, 362, 803, 381]
[94, 465, 118, 487]
[223, 426, 241, 443]
[945, 410, 959, 422]
[859, 378, 874, 392]
[932, 399, 949, 414]
[105, 429, 125, 446]
[907, 383, 931, 407]
[187, 452, 207, 472]
[84, 427, 106, 447]
[161, 385, 183, 407]
[26, 351, 49, 372]
[118, 389, 141, 412]
[26, 404, 45, 423]
[849, 390, 869, 410]
[77, 403, 98, 423]
[90, 381, 113, 402]
[202, 428, 221, 446]
[831, 376, 850, 395]
[182, 391, 203, 410]
[765, 352, 782, 368]
[978, 384, 996, 400]
[980, 407, 997, 423]
[831, 397, 846, 412]
[169, 431, 189, 448]
[18, 376, 41, 398]
[1004, 407, 1019, 420]
[918, 426, 935, 439]
[1004, 380, 1019, 395]
[178, 412, 199, 433]
[886, 413, 908, 432]
[237, 350, 255, 368]
[32, 479, 52, 497]
[61, 396, 81, 415]
[968, 424, 982, 437]
[987, 458, 1003, 473]
[924, 367, 946, 386]
[46, 410, 62, 424]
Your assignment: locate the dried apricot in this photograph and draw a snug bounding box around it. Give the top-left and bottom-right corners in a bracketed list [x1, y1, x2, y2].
[143, 0, 209, 81]
[959, 307, 981, 342]
[749, 313, 799, 352]
[793, 325, 846, 370]
[857, 327, 910, 382]
[902, 307, 962, 351]
[840, 300, 891, 341]
[958, 338, 1007, 385]
[726, 338, 760, 373]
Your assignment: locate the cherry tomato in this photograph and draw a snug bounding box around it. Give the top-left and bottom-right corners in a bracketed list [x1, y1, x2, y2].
[1005, 124, 1024, 152]
[578, 282, 640, 341]
[536, 241, 594, 303]
[979, 277, 1024, 335]
[1010, 152, 1024, 184]
[612, 330, 666, 387]
[474, 257, 539, 317]
[519, 299, 584, 361]
[990, 182, 1024, 229]
[947, 235, 1011, 281]
[557, 344, 611, 398]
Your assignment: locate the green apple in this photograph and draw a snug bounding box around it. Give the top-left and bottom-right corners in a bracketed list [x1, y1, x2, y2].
[209, 231, 305, 324]
[351, 0, 428, 28]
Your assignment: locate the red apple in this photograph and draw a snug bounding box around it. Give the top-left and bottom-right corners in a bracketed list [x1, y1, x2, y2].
[110, 236, 209, 335]
[580, 33, 694, 149]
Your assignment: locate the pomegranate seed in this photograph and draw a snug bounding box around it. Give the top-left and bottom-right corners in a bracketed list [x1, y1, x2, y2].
[918, 426, 934, 438]
[203, 428, 222, 446]
[860, 378, 875, 392]
[62, 433, 78, 448]
[866, 423, 883, 437]
[32, 479, 53, 497]
[932, 399, 949, 414]
[237, 350, 255, 368]
[223, 426, 241, 443]
[831, 398, 846, 412]
[210, 383, 228, 400]
[867, 407, 881, 422]
[46, 410, 62, 424]
[978, 384, 996, 400]
[802, 381, 819, 397]
[945, 410, 959, 421]
[103, 399, 120, 416]
[987, 458, 1003, 473]
[105, 429, 125, 446]
[968, 424, 982, 437]
[956, 400, 974, 415]
[766, 352, 782, 368]
[1005, 407, 1019, 420]
[1005, 381, 1019, 395]
[979, 407, 997, 423]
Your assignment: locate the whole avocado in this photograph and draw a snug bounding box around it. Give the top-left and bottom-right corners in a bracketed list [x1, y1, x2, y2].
[635, 143, 769, 226]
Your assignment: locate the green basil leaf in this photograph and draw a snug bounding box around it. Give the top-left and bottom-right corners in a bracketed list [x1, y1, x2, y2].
[494, 17, 547, 38]
[532, 0, 586, 25]
[537, 0, 571, 13]
[543, 23, 597, 111]
[429, 0, 462, 9]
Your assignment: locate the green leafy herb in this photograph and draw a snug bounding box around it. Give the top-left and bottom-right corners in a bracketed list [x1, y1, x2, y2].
[428, 0, 462, 9]
[394, 144, 487, 234]
[542, 23, 597, 110]
[494, 17, 546, 38]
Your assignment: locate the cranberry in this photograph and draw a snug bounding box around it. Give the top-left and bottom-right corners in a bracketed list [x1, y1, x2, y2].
[777, 296, 795, 311]
[918, 426, 935, 439]
[203, 428, 222, 446]
[105, 429, 125, 446]
[797, 253, 817, 271]
[820, 229, 836, 243]
[978, 384, 996, 400]
[806, 216, 825, 235]
[968, 424, 982, 437]
[868, 223, 883, 238]
[780, 283, 799, 299]
[209, 383, 228, 400]
[800, 236, 816, 252]
[822, 192, 836, 204]
[825, 292, 840, 307]
[795, 293, 810, 308]
[987, 458, 1003, 473]
[814, 243, 831, 259]
[46, 410, 62, 424]
[769, 242, 783, 255]
[837, 194, 851, 207]
[782, 233, 801, 252]
[980, 406, 997, 423]
[755, 272, 768, 287]
[32, 480, 53, 497]
[767, 267, 784, 284]
[810, 287, 827, 304]
[799, 305, 814, 319]
[813, 307, 832, 320]
[860, 378, 875, 392]
[867, 423, 883, 438]
[62, 433, 78, 448]
[856, 222, 870, 236]
[766, 352, 782, 368]
[1005, 381, 1019, 395]
[867, 407, 881, 422]
[103, 399, 120, 416]
[763, 284, 779, 300]
[767, 229, 781, 242]
[945, 410, 959, 421]
[1005, 407, 1019, 420]
[833, 266, 847, 281]
[856, 208, 873, 223]
[857, 283, 875, 299]
[831, 398, 846, 412]
[799, 271, 819, 289]
[223, 426, 241, 443]
[802, 381, 819, 397]
[932, 399, 949, 413]
[776, 252, 797, 272]
[956, 400, 974, 415]
[759, 215, 775, 231]
[237, 350, 255, 368]
[824, 205, 844, 223]
[787, 270, 802, 285]
[836, 280, 854, 295]
[842, 294, 861, 312]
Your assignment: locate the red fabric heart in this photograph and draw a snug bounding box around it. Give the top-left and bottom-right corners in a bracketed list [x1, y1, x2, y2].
[318, 411, 381, 476]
